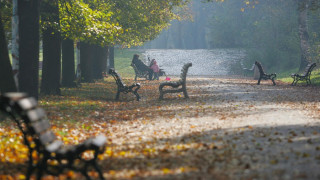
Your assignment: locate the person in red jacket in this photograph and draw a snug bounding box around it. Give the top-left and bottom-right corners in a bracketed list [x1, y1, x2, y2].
[150, 59, 160, 80]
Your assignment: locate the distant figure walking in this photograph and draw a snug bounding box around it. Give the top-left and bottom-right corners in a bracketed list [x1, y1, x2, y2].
[150, 59, 160, 80]
[131, 54, 153, 80]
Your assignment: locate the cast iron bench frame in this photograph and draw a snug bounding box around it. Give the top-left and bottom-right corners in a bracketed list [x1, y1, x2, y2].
[131, 63, 149, 81]
[109, 68, 141, 101]
[159, 63, 192, 100]
[0, 92, 106, 180]
[291, 62, 316, 86]
[255, 61, 277, 85]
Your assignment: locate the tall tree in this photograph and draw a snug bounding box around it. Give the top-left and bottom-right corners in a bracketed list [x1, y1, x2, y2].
[11, 0, 19, 90]
[80, 42, 94, 83]
[18, 0, 40, 99]
[92, 45, 108, 79]
[108, 46, 115, 70]
[0, 10, 17, 93]
[298, 0, 310, 71]
[40, 0, 61, 95]
[61, 39, 76, 87]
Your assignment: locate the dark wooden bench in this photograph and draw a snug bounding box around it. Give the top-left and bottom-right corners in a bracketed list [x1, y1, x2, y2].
[131, 63, 148, 81]
[109, 68, 141, 101]
[255, 61, 277, 85]
[291, 62, 316, 85]
[159, 63, 192, 100]
[0, 92, 106, 180]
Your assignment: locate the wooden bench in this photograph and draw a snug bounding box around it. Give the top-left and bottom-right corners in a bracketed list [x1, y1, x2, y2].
[109, 68, 141, 101]
[0, 92, 106, 180]
[131, 63, 148, 81]
[255, 61, 277, 85]
[291, 62, 316, 85]
[159, 63, 192, 100]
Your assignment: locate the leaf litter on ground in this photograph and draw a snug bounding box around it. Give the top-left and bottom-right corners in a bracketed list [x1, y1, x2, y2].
[1, 77, 320, 179]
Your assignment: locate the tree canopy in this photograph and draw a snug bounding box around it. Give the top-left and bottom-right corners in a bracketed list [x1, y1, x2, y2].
[57, 0, 189, 47]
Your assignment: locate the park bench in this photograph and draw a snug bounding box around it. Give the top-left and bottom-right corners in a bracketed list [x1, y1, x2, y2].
[131, 63, 149, 81]
[0, 92, 106, 180]
[241, 61, 255, 77]
[109, 68, 141, 101]
[159, 63, 192, 100]
[255, 61, 277, 85]
[291, 62, 316, 86]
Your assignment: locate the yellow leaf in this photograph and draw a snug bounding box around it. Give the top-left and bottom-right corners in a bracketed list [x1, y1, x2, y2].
[179, 167, 185, 172]
[162, 168, 170, 174]
[119, 151, 126, 156]
[18, 174, 25, 180]
[109, 170, 116, 175]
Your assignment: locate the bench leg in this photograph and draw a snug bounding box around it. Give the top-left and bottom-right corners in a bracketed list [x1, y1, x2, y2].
[159, 85, 164, 100]
[115, 90, 120, 100]
[133, 92, 140, 101]
[26, 152, 34, 180]
[93, 161, 105, 180]
[36, 157, 47, 180]
[307, 78, 311, 85]
[271, 78, 276, 86]
[183, 87, 189, 98]
[257, 78, 261, 85]
[159, 91, 164, 100]
[133, 87, 140, 101]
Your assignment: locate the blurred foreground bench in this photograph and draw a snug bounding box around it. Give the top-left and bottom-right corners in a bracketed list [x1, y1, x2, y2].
[0, 92, 106, 180]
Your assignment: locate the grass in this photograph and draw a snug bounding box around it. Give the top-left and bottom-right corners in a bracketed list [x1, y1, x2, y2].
[114, 48, 144, 77]
[277, 67, 320, 86]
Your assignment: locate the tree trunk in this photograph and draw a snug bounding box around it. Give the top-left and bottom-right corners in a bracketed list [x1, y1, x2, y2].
[92, 45, 107, 79]
[298, 0, 310, 71]
[11, 0, 19, 90]
[18, 0, 40, 99]
[40, 0, 61, 95]
[109, 46, 115, 69]
[80, 42, 94, 83]
[0, 11, 17, 93]
[61, 39, 76, 87]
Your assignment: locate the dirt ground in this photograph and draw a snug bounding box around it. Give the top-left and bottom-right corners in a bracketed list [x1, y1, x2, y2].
[2, 76, 320, 180]
[102, 76, 320, 179]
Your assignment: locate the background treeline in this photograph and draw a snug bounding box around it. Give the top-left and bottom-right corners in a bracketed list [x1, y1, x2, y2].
[0, 0, 188, 98]
[145, 0, 320, 72]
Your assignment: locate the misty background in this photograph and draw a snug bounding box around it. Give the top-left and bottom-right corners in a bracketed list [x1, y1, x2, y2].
[140, 0, 320, 73]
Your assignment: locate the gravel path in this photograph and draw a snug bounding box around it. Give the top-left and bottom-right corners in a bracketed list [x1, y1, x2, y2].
[106, 76, 320, 179]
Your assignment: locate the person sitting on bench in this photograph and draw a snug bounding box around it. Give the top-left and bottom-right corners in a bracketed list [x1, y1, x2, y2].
[131, 54, 153, 80]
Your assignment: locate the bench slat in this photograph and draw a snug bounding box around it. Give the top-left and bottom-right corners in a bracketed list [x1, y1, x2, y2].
[159, 63, 192, 99]
[26, 108, 46, 122]
[255, 61, 276, 85]
[109, 68, 141, 101]
[40, 131, 56, 145]
[16, 97, 38, 112]
[291, 63, 316, 85]
[46, 140, 63, 153]
[1, 93, 27, 106]
[1, 92, 107, 180]
[32, 120, 51, 134]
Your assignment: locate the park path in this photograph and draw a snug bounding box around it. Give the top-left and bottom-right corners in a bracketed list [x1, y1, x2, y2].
[105, 76, 320, 179]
